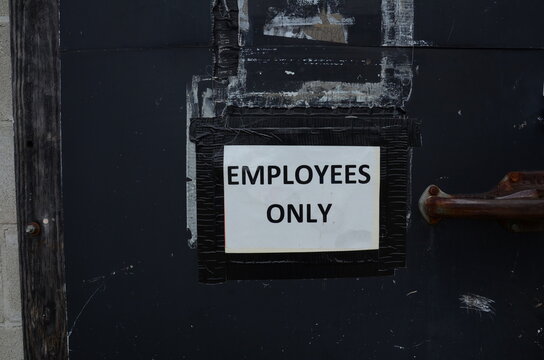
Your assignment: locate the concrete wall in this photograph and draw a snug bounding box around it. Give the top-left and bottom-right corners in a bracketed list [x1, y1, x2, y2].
[0, 0, 24, 358]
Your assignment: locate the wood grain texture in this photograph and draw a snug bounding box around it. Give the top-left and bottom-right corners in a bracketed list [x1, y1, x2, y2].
[10, 0, 67, 359]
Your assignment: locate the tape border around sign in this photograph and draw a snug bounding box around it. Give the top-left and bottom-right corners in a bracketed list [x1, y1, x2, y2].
[191, 107, 421, 283]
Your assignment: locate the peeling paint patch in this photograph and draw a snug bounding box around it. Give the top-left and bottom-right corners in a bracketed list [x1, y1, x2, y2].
[459, 294, 495, 315]
[264, 6, 355, 44]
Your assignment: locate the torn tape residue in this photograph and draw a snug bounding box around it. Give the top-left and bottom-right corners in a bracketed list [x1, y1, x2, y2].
[188, 0, 420, 250]
[227, 48, 413, 108]
[264, 5, 355, 44]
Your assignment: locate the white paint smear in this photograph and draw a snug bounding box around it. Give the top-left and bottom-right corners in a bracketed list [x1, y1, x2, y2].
[459, 294, 495, 315]
[264, 6, 355, 44]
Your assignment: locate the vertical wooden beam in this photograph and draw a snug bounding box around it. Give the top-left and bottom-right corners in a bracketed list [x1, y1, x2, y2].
[9, 0, 67, 359]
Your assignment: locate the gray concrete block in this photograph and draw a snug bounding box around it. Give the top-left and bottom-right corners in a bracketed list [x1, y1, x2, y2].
[0, 21, 13, 122]
[0, 232, 3, 325]
[1, 226, 21, 323]
[0, 0, 8, 17]
[0, 326, 24, 360]
[0, 121, 16, 224]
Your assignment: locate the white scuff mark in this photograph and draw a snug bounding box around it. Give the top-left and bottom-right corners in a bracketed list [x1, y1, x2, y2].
[246, 56, 372, 66]
[513, 120, 527, 130]
[220, 0, 230, 13]
[70, 264, 137, 337]
[413, 39, 432, 46]
[284, 70, 295, 75]
[264, 6, 355, 44]
[296, 0, 320, 4]
[83, 264, 136, 284]
[447, 19, 456, 41]
[232, 80, 380, 107]
[228, 55, 247, 98]
[68, 283, 106, 338]
[510, 250, 519, 276]
[406, 290, 418, 296]
[201, 88, 215, 118]
[413, 340, 431, 348]
[459, 294, 495, 315]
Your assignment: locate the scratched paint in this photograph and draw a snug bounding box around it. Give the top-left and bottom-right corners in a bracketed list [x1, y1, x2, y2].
[459, 294, 496, 315]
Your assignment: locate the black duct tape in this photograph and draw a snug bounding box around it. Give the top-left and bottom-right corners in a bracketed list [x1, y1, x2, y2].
[191, 107, 421, 283]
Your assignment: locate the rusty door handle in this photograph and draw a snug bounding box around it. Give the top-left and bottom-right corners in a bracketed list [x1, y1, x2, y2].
[419, 172, 544, 232]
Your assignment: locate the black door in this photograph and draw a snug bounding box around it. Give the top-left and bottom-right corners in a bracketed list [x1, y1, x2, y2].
[61, 1, 544, 359]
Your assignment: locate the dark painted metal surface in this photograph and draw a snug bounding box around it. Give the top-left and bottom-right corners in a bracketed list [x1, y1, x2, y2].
[414, 0, 544, 49]
[60, 0, 211, 50]
[60, 1, 544, 359]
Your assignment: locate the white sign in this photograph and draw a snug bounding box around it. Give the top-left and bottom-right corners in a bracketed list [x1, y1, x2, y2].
[223, 145, 380, 253]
